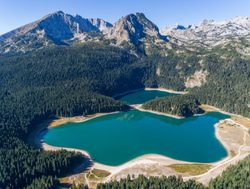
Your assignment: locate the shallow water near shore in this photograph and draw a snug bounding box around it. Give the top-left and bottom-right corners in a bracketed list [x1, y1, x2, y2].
[44, 90, 229, 166]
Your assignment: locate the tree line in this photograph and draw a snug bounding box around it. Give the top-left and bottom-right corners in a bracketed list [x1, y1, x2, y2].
[0, 43, 143, 188]
[0, 41, 249, 188]
[142, 95, 205, 117]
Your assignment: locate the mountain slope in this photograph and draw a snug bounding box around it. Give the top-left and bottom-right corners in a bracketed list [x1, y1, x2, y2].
[88, 18, 113, 34]
[0, 11, 112, 53]
[161, 16, 250, 49]
[0, 12, 168, 54]
[2, 11, 250, 55]
[108, 13, 167, 45]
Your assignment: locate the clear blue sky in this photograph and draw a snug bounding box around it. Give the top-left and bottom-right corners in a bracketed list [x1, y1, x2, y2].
[1, 0, 250, 35]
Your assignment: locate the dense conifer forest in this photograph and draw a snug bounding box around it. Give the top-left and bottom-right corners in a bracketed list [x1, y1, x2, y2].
[0, 43, 141, 188]
[143, 51, 250, 118]
[0, 42, 249, 188]
[97, 175, 205, 189]
[142, 95, 204, 117]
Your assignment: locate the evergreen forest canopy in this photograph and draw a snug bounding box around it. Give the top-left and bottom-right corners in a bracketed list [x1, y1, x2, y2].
[142, 95, 205, 117]
[0, 42, 249, 188]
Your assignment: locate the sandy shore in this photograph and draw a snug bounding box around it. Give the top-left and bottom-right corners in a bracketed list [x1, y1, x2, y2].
[145, 87, 188, 94]
[48, 111, 119, 129]
[132, 104, 207, 120]
[113, 87, 187, 98]
[201, 104, 250, 130]
[28, 111, 120, 148]
[132, 104, 184, 119]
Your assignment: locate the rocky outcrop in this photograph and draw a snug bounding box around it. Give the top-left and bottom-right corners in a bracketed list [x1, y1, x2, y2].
[161, 16, 250, 47]
[0, 11, 106, 53]
[108, 13, 167, 45]
[185, 70, 208, 88]
[88, 18, 113, 34]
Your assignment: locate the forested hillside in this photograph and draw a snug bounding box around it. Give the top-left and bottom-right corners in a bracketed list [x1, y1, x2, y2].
[0, 41, 250, 188]
[192, 54, 250, 117]
[142, 95, 204, 117]
[209, 155, 250, 188]
[141, 48, 250, 117]
[97, 175, 205, 189]
[0, 43, 145, 188]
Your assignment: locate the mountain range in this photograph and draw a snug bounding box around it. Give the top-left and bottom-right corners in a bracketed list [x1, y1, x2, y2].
[0, 11, 250, 55]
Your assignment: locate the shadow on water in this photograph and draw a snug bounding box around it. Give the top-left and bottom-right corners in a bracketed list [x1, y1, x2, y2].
[28, 119, 94, 179]
[58, 155, 93, 188]
[73, 155, 94, 174]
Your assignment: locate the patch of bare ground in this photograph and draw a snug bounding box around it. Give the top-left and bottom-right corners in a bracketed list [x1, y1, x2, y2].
[60, 168, 111, 189]
[185, 70, 208, 88]
[185, 119, 250, 185]
[231, 115, 250, 129]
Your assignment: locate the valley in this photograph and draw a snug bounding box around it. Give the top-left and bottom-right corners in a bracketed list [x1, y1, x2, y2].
[0, 9, 250, 189]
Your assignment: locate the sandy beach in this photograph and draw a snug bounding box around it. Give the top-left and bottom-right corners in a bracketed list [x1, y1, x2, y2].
[48, 111, 119, 129]
[113, 87, 188, 99]
[131, 104, 184, 119]
[145, 87, 188, 94]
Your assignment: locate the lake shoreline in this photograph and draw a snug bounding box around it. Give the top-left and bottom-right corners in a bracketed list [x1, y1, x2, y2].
[145, 87, 188, 95]
[46, 87, 188, 128]
[48, 111, 120, 129]
[132, 104, 184, 119]
[30, 87, 250, 186]
[40, 118, 250, 185]
[113, 87, 187, 98]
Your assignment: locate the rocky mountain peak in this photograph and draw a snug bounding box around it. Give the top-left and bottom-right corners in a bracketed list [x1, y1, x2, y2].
[161, 16, 250, 48]
[0, 11, 105, 53]
[108, 12, 166, 45]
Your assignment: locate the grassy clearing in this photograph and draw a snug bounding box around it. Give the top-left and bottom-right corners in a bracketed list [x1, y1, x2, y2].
[168, 164, 211, 176]
[230, 150, 236, 157]
[86, 172, 98, 180]
[92, 169, 111, 178]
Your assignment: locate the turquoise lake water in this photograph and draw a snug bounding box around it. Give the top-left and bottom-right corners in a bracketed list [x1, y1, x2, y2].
[44, 90, 229, 166]
[118, 89, 178, 104]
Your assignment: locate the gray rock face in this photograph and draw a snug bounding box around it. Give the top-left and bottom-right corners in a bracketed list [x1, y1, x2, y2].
[88, 18, 113, 34]
[108, 13, 167, 45]
[1, 11, 250, 54]
[0, 11, 109, 53]
[0, 11, 168, 53]
[0, 11, 97, 42]
[161, 16, 250, 47]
